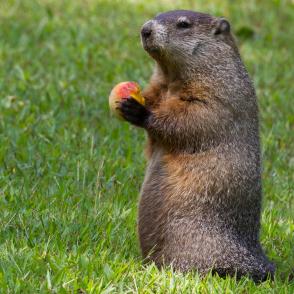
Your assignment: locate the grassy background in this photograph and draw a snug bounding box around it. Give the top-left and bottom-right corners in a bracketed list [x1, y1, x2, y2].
[0, 0, 293, 292]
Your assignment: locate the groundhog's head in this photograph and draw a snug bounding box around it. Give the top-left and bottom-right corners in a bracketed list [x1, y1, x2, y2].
[141, 10, 238, 76]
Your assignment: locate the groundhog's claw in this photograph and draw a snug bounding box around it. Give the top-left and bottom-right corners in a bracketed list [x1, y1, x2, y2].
[118, 97, 151, 128]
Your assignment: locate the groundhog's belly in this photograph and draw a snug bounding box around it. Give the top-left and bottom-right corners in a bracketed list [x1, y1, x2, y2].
[138, 148, 219, 258]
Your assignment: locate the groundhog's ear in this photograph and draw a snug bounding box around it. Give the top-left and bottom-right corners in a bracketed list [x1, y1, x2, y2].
[213, 18, 230, 35]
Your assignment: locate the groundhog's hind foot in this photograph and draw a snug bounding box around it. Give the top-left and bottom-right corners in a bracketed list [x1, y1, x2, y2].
[212, 262, 275, 283]
[251, 262, 275, 283]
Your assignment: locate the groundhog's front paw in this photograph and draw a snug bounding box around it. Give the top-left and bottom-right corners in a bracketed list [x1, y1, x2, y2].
[117, 97, 151, 128]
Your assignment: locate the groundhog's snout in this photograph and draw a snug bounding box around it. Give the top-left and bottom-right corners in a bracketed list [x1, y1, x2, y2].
[141, 21, 153, 39]
[141, 19, 166, 54]
[141, 20, 161, 53]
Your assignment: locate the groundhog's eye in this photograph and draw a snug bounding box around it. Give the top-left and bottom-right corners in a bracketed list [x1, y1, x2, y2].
[176, 20, 192, 29]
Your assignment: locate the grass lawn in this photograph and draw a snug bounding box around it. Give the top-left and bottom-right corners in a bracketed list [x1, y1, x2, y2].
[0, 0, 293, 292]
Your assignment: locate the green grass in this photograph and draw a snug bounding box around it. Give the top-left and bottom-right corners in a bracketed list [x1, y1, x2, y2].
[0, 0, 293, 292]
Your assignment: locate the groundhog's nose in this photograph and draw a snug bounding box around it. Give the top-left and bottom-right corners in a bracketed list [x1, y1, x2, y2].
[141, 21, 153, 39]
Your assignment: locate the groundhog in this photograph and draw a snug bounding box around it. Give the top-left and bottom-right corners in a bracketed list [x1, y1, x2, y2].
[118, 10, 275, 282]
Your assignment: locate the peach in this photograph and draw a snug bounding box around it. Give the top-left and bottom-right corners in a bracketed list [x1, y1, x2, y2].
[109, 81, 145, 119]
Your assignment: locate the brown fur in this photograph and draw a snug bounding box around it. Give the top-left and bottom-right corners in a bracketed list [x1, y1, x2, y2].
[136, 10, 275, 281]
